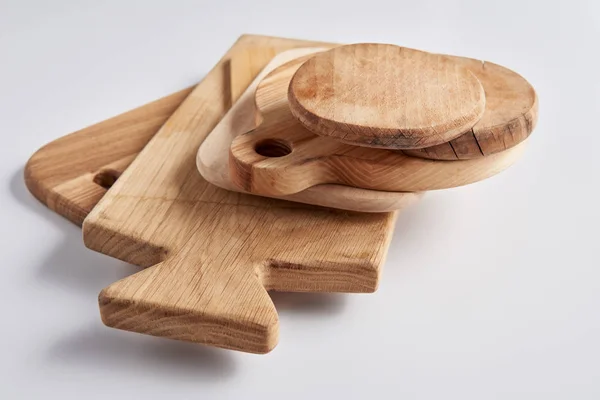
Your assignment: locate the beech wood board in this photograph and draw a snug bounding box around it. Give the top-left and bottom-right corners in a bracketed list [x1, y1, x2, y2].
[228, 52, 532, 196]
[80, 35, 401, 354]
[197, 47, 421, 212]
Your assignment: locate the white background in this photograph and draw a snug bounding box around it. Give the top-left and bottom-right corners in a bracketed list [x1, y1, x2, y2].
[1, 0, 599, 399]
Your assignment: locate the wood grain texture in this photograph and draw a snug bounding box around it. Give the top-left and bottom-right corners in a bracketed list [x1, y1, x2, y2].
[288, 44, 486, 149]
[229, 55, 528, 196]
[197, 47, 422, 212]
[404, 58, 538, 160]
[81, 35, 399, 354]
[25, 88, 193, 226]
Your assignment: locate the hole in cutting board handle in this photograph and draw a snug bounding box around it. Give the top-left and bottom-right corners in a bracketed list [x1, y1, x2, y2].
[254, 139, 292, 157]
[93, 169, 121, 189]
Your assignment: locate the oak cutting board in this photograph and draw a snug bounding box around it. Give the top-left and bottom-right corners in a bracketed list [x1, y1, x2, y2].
[198, 47, 421, 212]
[74, 34, 402, 354]
[227, 45, 536, 197]
[25, 87, 193, 226]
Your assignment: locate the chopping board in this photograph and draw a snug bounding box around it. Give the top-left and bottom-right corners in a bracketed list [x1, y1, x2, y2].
[197, 47, 421, 212]
[287, 44, 537, 157]
[287, 43, 487, 149]
[25, 88, 193, 226]
[78, 34, 404, 354]
[228, 45, 536, 196]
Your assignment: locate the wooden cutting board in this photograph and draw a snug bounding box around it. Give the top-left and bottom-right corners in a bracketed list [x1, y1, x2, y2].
[197, 47, 421, 212]
[287, 43, 487, 149]
[228, 47, 536, 196]
[78, 35, 405, 354]
[25, 88, 193, 226]
[287, 44, 537, 157]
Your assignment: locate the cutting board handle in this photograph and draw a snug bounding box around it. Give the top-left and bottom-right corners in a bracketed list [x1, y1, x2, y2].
[229, 108, 528, 196]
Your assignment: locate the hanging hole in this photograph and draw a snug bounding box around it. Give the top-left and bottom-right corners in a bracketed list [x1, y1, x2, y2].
[254, 139, 292, 157]
[93, 169, 121, 189]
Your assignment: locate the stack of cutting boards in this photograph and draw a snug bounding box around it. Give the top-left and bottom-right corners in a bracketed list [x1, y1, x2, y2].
[25, 35, 537, 354]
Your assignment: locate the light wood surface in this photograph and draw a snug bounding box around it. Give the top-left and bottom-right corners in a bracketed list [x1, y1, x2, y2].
[288, 44, 486, 149]
[404, 58, 538, 160]
[197, 47, 421, 212]
[229, 55, 529, 197]
[25, 88, 193, 226]
[81, 35, 401, 354]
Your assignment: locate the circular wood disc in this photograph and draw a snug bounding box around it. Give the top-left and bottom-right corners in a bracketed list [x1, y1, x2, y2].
[288, 43, 486, 149]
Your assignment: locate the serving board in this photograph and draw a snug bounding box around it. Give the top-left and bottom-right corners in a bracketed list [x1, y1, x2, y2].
[228, 48, 535, 196]
[405, 57, 538, 160]
[25, 88, 193, 226]
[198, 47, 421, 212]
[287, 43, 487, 149]
[79, 34, 404, 354]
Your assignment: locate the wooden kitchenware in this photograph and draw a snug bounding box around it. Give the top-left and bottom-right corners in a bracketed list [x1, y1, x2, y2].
[228, 43, 538, 197]
[25, 35, 538, 355]
[288, 43, 486, 149]
[197, 46, 421, 212]
[25, 88, 193, 225]
[71, 35, 411, 354]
